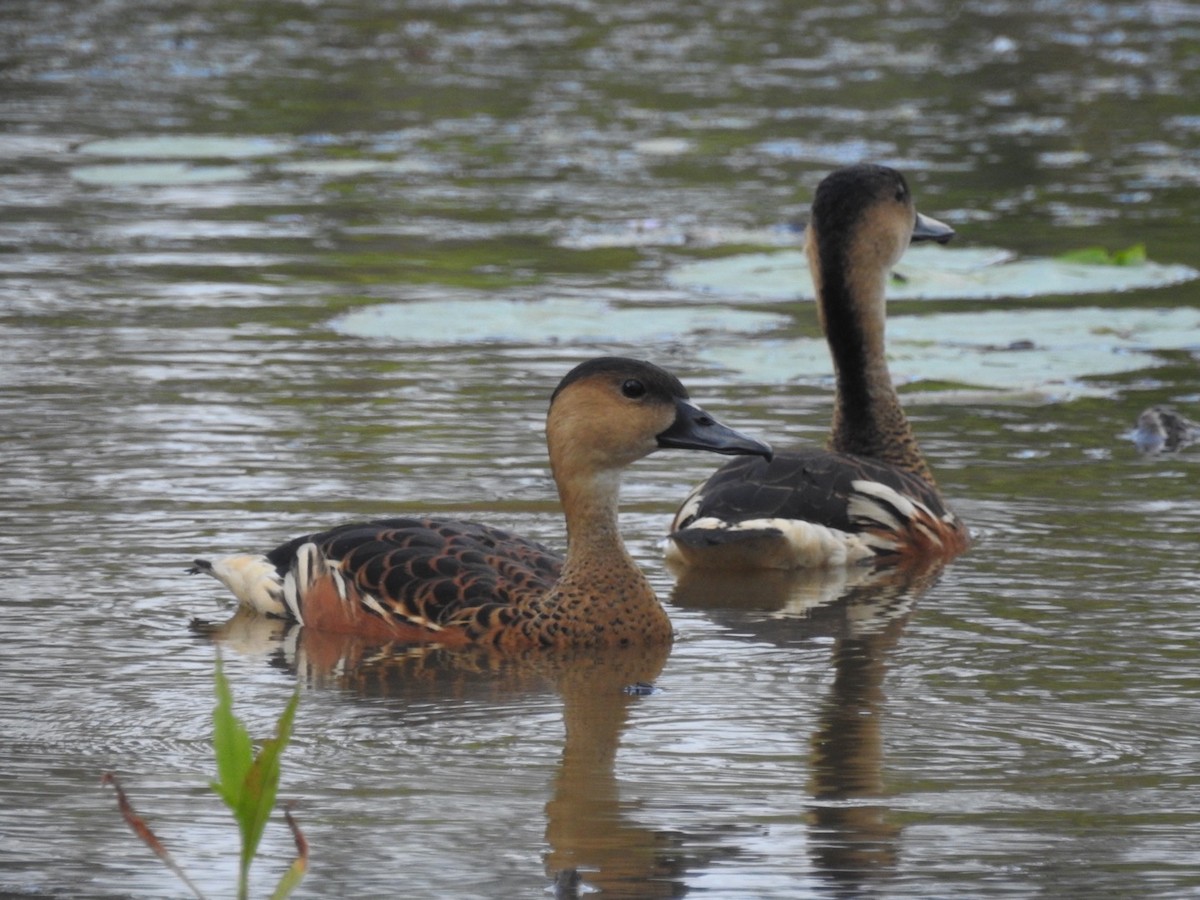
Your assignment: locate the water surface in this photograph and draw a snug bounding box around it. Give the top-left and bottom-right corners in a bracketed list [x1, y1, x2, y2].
[2, 1, 1199, 897]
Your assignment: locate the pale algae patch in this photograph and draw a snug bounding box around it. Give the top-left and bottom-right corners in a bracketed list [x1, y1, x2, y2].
[704, 306, 1200, 399]
[331, 296, 789, 345]
[667, 245, 1198, 301]
[77, 135, 293, 159]
[71, 134, 293, 186]
[333, 299, 1200, 400]
[71, 162, 253, 185]
[71, 134, 442, 184]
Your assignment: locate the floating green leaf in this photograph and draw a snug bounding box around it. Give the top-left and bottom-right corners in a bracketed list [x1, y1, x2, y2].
[1057, 243, 1147, 266]
[701, 305, 1200, 400]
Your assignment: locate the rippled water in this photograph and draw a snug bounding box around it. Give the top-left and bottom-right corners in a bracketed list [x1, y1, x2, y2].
[2, 1, 1199, 897]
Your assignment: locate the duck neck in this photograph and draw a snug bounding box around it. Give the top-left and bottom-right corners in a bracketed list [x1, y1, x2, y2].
[539, 466, 670, 646]
[558, 469, 633, 573]
[818, 250, 937, 487]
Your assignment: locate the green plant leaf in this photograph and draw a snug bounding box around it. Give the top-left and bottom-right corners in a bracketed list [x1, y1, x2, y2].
[234, 690, 300, 877]
[210, 658, 254, 811]
[1057, 243, 1147, 266]
[1113, 243, 1147, 266]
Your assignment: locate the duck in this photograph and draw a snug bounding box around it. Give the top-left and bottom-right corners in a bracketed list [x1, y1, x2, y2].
[666, 164, 970, 571]
[1131, 405, 1199, 454]
[190, 357, 771, 650]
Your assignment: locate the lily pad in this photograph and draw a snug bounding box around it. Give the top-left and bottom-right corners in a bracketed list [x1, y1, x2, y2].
[667, 245, 1198, 301]
[329, 294, 1199, 399]
[330, 296, 789, 345]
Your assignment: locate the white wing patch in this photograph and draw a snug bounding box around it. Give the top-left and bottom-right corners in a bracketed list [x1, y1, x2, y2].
[667, 476, 959, 569]
[667, 516, 876, 570]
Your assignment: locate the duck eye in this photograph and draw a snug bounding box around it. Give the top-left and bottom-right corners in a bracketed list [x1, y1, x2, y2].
[895, 188, 907, 203]
[621, 379, 646, 399]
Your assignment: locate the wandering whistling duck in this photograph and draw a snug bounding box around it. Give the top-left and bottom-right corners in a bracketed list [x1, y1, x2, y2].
[667, 164, 970, 570]
[1131, 405, 1199, 455]
[191, 357, 771, 649]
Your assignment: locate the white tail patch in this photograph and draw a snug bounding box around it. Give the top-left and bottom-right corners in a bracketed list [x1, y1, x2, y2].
[197, 555, 286, 618]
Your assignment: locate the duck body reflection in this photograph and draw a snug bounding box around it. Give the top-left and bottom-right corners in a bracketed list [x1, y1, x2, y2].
[199, 614, 701, 897]
[671, 557, 946, 894]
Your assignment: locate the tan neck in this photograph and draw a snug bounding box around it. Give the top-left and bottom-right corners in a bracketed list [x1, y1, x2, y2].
[557, 469, 634, 571]
[536, 467, 671, 646]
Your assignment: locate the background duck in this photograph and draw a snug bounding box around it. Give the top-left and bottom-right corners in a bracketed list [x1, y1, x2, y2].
[1130, 405, 1200, 454]
[667, 164, 970, 571]
[191, 357, 771, 649]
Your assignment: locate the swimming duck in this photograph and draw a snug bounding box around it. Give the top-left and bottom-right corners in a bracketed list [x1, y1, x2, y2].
[1131, 405, 1199, 454]
[191, 357, 771, 649]
[667, 164, 970, 570]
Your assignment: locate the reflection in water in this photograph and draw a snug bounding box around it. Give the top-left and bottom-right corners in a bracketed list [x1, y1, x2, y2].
[198, 614, 686, 897]
[669, 558, 940, 630]
[807, 609, 910, 897]
[672, 561, 943, 895]
[542, 653, 686, 899]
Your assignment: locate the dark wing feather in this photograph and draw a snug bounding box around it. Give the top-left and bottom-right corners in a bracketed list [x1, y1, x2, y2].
[269, 517, 563, 627]
[672, 447, 966, 566]
[676, 449, 950, 531]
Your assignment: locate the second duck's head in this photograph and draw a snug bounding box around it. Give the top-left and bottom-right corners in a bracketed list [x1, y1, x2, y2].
[547, 357, 772, 483]
[806, 164, 954, 308]
[806, 165, 955, 345]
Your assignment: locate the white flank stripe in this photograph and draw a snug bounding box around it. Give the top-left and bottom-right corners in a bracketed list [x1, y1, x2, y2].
[359, 593, 390, 620]
[282, 572, 304, 625]
[670, 516, 876, 568]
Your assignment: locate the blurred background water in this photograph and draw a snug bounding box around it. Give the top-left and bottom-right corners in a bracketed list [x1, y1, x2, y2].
[1, 1, 1199, 897]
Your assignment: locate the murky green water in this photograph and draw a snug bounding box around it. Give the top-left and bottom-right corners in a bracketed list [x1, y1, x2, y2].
[2, 1, 1199, 897]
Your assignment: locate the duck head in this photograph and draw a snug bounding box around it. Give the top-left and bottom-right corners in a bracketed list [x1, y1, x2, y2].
[547, 357, 772, 481]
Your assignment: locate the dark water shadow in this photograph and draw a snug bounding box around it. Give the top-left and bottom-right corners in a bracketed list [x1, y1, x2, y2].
[670, 560, 946, 897]
[195, 615, 714, 897]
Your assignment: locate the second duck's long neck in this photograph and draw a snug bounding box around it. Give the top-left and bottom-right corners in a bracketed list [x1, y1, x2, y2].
[818, 250, 937, 486]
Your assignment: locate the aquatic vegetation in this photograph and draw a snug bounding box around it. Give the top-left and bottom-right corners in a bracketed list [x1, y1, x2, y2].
[104, 659, 304, 900]
[1057, 243, 1147, 266]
